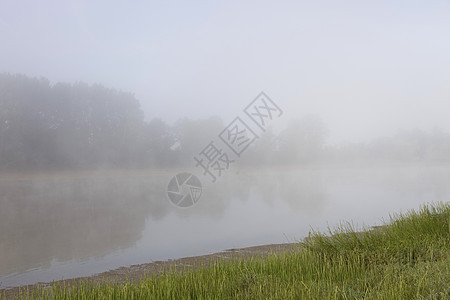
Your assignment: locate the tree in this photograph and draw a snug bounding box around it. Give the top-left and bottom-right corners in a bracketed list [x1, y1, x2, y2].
[277, 115, 328, 165]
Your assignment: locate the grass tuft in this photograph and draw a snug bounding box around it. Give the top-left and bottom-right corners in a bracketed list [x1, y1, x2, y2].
[3, 202, 449, 299]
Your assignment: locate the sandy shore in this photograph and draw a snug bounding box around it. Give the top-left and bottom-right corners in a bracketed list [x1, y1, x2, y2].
[0, 243, 301, 299]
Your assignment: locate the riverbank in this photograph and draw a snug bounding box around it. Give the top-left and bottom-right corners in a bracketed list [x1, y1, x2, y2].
[0, 243, 301, 299]
[1, 202, 448, 299]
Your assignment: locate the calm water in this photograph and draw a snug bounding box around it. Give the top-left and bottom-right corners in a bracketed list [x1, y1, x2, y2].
[1, 165, 449, 288]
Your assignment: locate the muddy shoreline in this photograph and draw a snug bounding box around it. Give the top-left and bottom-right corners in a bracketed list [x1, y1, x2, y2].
[0, 243, 301, 299]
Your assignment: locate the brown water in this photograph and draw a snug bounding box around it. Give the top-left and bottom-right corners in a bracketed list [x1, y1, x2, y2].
[0, 165, 449, 288]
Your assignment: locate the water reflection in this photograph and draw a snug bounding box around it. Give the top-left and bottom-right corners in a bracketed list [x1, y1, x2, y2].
[0, 165, 449, 287]
[0, 173, 167, 277]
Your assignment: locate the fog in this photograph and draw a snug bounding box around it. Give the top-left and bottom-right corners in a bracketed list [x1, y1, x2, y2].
[1, 0, 450, 288]
[2, 1, 450, 143]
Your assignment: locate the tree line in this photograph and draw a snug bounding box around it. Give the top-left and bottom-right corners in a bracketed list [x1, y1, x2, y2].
[0, 73, 449, 171]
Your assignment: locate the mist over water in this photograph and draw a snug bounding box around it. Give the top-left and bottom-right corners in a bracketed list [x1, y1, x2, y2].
[1, 0, 450, 289]
[1, 165, 449, 287]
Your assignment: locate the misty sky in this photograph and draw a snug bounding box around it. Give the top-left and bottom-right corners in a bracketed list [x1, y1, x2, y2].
[1, 0, 450, 144]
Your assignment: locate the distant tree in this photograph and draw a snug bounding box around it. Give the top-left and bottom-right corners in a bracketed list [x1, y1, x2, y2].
[142, 118, 177, 167]
[325, 128, 450, 165]
[0, 74, 56, 169]
[173, 116, 224, 166]
[367, 129, 450, 163]
[0, 73, 145, 170]
[277, 115, 328, 165]
[239, 127, 278, 166]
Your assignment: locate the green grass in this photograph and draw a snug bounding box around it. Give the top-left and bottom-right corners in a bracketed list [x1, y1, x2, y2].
[4, 202, 449, 299]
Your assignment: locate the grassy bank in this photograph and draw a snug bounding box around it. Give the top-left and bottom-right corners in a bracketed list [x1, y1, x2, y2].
[4, 202, 449, 299]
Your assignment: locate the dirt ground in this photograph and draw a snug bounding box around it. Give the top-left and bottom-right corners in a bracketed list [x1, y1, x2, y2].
[0, 243, 302, 299]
